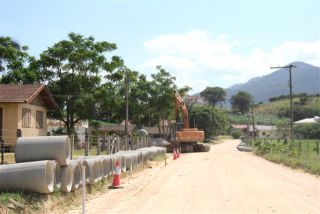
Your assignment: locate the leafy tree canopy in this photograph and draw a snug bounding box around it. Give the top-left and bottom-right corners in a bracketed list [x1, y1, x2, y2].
[189, 105, 227, 137]
[36, 32, 123, 134]
[230, 91, 253, 114]
[200, 86, 226, 106]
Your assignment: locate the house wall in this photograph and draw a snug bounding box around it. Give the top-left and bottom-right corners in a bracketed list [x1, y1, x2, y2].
[0, 103, 18, 146]
[257, 130, 277, 138]
[17, 103, 48, 140]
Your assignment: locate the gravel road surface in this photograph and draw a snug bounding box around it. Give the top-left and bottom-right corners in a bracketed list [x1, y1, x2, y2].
[69, 139, 320, 214]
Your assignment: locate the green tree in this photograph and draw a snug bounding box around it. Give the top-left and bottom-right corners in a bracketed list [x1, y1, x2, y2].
[149, 66, 177, 137]
[230, 91, 253, 114]
[189, 105, 227, 137]
[200, 86, 226, 106]
[36, 32, 123, 134]
[0, 36, 40, 83]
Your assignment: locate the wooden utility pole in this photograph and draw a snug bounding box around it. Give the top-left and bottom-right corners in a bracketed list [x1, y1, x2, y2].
[251, 103, 256, 142]
[271, 64, 296, 143]
[125, 68, 129, 150]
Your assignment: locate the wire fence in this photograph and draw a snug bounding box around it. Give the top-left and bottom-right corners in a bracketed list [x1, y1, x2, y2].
[0, 128, 150, 165]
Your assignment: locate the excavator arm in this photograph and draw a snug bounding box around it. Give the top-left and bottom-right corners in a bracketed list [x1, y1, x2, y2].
[174, 91, 189, 129]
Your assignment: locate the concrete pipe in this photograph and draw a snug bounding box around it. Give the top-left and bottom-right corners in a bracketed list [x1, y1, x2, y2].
[82, 159, 100, 184]
[53, 161, 62, 190]
[56, 165, 74, 192]
[96, 159, 104, 181]
[109, 154, 126, 173]
[101, 158, 110, 178]
[15, 136, 71, 166]
[0, 160, 54, 193]
[69, 160, 81, 190]
[115, 152, 133, 171]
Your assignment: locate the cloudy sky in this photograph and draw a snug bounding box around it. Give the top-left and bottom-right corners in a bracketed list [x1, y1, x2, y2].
[1, 0, 319, 93]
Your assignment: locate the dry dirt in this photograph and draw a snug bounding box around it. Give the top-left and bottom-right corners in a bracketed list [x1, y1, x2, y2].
[69, 139, 320, 214]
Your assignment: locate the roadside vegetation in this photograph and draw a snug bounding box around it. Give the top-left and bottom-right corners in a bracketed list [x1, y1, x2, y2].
[253, 139, 320, 175]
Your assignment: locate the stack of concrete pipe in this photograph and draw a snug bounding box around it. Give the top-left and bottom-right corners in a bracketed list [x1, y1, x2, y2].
[0, 134, 166, 194]
[0, 136, 72, 193]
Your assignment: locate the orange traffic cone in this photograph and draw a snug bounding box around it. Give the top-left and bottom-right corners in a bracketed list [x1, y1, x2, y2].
[173, 148, 177, 160]
[112, 160, 121, 188]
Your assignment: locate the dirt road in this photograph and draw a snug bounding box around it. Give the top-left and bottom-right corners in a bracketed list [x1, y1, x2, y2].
[69, 140, 320, 214]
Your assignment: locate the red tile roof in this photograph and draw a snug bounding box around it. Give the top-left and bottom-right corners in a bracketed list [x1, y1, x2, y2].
[0, 84, 58, 109]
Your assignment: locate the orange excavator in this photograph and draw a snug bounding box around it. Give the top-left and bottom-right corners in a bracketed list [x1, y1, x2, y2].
[169, 90, 210, 152]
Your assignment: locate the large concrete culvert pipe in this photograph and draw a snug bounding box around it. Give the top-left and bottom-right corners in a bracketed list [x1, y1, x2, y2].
[82, 159, 100, 184]
[115, 152, 134, 171]
[15, 136, 71, 166]
[0, 160, 55, 193]
[101, 158, 110, 178]
[110, 154, 126, 173]
[69, 160, 81, 191]
[56, 165, 74, 192]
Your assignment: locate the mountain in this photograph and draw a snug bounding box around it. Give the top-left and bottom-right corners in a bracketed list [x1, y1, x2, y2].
[225, 61, 320, 103]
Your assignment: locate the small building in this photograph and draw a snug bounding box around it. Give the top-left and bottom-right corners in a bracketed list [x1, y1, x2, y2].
[294, 116, 320, 124]
[47, 119, 88, 144]
[185, 95, 207, 104]
[231, 124, 277, 139]
[0, 84, 58, 147]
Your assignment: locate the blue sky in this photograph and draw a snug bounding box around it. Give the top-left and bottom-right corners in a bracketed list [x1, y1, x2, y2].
[1, 0, 319, 93]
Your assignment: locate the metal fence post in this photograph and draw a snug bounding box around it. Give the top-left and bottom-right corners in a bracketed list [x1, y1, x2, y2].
[97, 135, 101, 155]
[316, 141, 320, 155]
[82, 165, 86, 214]
[71, 134, 74, 159]
[117, 136, 120, 152]
[0, 139, 4, 164]
[84, 133, 89, 156]
[107, 135, 111, 154]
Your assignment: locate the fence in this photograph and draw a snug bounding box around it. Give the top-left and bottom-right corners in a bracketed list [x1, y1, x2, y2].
[255, 137, 320, 155]
[0, 128, 151, 164]
[67, 134, 150, 158]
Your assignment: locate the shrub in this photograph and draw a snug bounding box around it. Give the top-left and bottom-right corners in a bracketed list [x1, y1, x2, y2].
[294, 123, 320, 139]
[231, 130, 242, 139]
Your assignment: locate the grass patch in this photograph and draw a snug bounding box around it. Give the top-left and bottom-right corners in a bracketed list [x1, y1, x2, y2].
[254, 139, 320, 175]
[3, 153, 15, 164]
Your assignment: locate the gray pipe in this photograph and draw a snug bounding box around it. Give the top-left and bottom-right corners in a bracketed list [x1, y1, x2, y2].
[57, 165, 73, 192]
[0, 160, 55, 193]
[53, 161, 62, 190]
[69, 160, 81, 191]
[81, 159, 100, 184]
[15, 136, 71, 166]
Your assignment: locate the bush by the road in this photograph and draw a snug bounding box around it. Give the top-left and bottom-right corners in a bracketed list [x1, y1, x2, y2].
[253, 139, 320, 175]
[231, 130, 242, 139]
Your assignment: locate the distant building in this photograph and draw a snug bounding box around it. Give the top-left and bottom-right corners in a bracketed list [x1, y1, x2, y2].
[47, 119, 89, 144]
[294, 116, 320, 124]
[185, 95, 207, 104]
[231, 124, 277, 139]
[0, 84, 57, 147]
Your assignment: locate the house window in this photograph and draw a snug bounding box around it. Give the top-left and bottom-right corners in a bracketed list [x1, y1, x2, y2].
[22, 108, 31, 128]
[36, 111, 44, 129]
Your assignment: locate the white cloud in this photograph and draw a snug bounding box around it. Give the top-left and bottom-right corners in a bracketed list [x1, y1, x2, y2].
[141, 30, 320, 93]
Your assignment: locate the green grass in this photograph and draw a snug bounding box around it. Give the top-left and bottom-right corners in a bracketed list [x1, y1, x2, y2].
[2, 153, 15, 164]
[228, 113, 288, 125]
[72, 148, 110, 157]
[90, 120, 117, 126]
[255, 96, 320, 115]
[254, 139, 320, 175]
